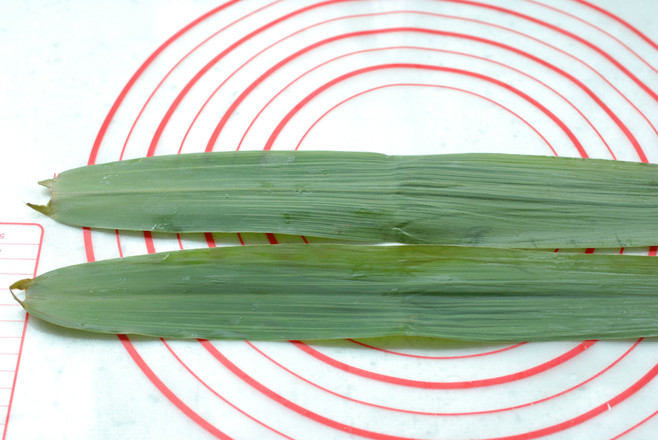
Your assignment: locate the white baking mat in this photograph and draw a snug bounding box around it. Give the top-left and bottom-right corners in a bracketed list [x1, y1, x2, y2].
[1, 1, 657, 439]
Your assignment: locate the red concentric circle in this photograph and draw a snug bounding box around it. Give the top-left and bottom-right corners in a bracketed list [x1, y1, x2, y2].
[82, 1, 657, 438]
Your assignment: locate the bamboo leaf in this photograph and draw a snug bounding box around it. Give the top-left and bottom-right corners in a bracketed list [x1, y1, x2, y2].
[10, 245, 658, 341]
[30, 151, 658, 248]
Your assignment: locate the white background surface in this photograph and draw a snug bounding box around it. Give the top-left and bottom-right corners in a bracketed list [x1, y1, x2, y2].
[1, 1, 657, 439]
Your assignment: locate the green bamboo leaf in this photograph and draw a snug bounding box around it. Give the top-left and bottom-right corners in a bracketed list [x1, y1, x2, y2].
[10, 244, 658, 341]
[29, 151, 658, 248]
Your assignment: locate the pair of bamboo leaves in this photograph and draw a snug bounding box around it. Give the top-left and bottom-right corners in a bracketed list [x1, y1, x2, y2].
[11, 151, 658, 341]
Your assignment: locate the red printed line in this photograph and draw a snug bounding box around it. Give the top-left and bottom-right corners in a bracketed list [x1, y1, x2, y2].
[83, 227, 95, 263]
[247, 339, 641, 416]
[489, 363, 658, 440]
[266, 63, 582, 156]
[1, 223, 42, 438]
[149, 0, 343, 158]
[119, 0, 284, 160]
[573, 0, 658, 51]
[291, 340, 595, 389]
[205, 339, 658, 440]
[115, 230, 124, 258]
[144, 231, 156, 254]
[119, 335, 233, 440]
[295, 83, 556, 155]
[94, 1, 656, 162]
[445, 0, 658, 102]
[1, 314, 29, 440]
[216, 11, 618, 155]
[231, 11, 638, 154]
[525, 0, 658, 74]
[202, 339, 418, 440]
[89, 0, 243, 165]
[20, 223, 41, 268]
[162, 340, 294, 439]
[346, 339, 527, 360]
[204, 233, 217, 248]
[138, 5, 651, 160]
[209, 28, 644, 161]
[610, 409, 658, 440]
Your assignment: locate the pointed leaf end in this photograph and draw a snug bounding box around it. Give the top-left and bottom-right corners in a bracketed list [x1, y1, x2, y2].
[27, 201, 54, 218]
[9, 279, 32, 307]
[38, 178, 55, 188]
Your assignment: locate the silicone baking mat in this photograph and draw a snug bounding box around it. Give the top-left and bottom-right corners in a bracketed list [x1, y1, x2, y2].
[1, 1, 657, 439]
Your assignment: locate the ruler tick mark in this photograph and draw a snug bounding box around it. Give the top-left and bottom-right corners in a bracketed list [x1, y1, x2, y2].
[0, 223, 44, 438]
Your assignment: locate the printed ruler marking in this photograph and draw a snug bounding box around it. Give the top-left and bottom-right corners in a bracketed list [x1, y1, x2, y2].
[0, 223, 43, 439]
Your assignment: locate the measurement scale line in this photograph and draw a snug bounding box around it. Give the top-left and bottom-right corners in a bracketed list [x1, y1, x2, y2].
[2, 313, 30, 440]
[2, 223, 44, 439]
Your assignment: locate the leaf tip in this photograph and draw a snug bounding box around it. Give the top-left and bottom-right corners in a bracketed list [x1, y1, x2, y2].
[8, 279, 32, 307]
[27, 201, 54, 218]
[38, 178, 55, 188]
